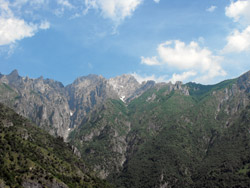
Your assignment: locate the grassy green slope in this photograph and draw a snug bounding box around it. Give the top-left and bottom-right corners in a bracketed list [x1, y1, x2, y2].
[112, 77, 250, 187]
[0, 103, 111, 188]
[112, 87, 202, 187]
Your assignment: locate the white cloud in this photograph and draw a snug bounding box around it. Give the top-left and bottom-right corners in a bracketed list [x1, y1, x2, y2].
[57, 0, 74, 9]
[206, 5, 217, 12]
[223, 26, 250, 53]
[225, 0, 250, 23]
[0, 0, 50, 46]
[84, 0, 142, 24]
[132, 71, 199, 84]
[141, 56, 160, 65]
[141, 40, 226, 83]
[131, 73, 168, 83]
[0, 0, 13, 17]
[0, 18, 37, 45]
[168, 71, 197, 84]
[157, 40, 222, 72]
[154, 0, 160, 3]
[224, 0, 250, 53]
[195, 64, 227, 83]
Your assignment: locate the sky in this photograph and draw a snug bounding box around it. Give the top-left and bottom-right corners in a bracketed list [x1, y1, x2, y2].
[0, 0, 250, 85]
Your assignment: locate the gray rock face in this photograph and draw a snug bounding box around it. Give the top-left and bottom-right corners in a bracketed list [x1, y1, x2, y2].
[237, 70, 250, 92]
[214, 71, 250, 118]
[66, 74, 118, 130]
[127, 80, 156, 102]
[108, 74, 141, 102]
[2, 69, 249, 141]
[0, 70, 71, 139]
[0, 71, 155, 140]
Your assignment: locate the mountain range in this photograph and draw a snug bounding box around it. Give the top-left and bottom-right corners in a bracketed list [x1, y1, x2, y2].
[0, 70, 250, 187]
[0, 70, 154, 140]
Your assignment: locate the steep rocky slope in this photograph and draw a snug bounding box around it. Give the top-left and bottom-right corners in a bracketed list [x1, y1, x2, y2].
[0, 70, 71, 139]
[1, 69, 250, 187]
[68, 80, 193, 178]
[0, 71, 152, 140]
[66, 74, 118, 131]
[69, 99, 131, 179]
[0, 103, 111, 188]
[108, 74, 141, 102]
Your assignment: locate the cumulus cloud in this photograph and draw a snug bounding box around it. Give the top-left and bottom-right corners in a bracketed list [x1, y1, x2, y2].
[0, 0, 13, 17]
[0, 18, 37, 45]
[225, 0, 250, 23]
[154, 0, 160, 3]
[132, 71, 197, 84]
[141, 40, 226, 84]
[223, 26, 250, 53]
[141, 56, 160, 65]
[206, 5, 217, 12]
[168, 71, 197, 84]
[131, 73, 168, 83]
[157, 40, 223, 72]
[224, 0, 250, 53]
[84, 0, 142, 24]
[0, 0, 50, 46]
[195, 64, 227, 83]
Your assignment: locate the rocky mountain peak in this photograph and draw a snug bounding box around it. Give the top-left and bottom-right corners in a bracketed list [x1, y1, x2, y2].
[5, 69, 21, 84]
[108, 74, 140, 102]
[8, 69, 19, 77]
[237, 70, 250, 91]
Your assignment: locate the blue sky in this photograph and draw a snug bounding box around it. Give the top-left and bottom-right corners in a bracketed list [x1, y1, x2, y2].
[0, 0, 250, 85]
